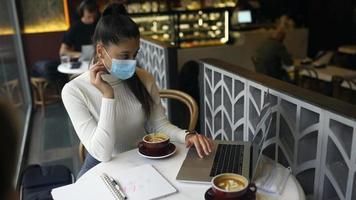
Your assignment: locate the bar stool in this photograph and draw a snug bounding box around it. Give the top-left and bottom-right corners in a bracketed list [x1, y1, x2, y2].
[30, 77, 61, 109]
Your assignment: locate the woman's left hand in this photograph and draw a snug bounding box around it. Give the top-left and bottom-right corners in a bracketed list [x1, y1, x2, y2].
[185, 133, 214, 158]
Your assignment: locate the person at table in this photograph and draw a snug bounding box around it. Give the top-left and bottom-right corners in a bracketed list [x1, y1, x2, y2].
[62, 8, 213, 178]
[59, 0, 99, 58]
[255, 27, 293, 82]
[0, 100, 19, 200]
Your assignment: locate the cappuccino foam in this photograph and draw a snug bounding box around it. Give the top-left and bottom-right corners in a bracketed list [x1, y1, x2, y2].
[147, 136, 166, 143]
[216, 177, 246, 191]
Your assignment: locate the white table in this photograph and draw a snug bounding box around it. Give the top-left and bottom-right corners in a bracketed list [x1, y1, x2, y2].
[338, 45, 356, 55]
[57, 61, 89, 75]
[299, 65, 356, 90]
[79, 143, 305, 200]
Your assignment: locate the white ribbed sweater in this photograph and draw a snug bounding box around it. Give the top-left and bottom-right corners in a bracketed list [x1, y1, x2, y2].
[62, 68, 187, 162]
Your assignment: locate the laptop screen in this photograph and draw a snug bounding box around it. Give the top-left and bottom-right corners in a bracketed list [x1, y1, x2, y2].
[237, 10, 252, 24]
[250, 91, 273, 179]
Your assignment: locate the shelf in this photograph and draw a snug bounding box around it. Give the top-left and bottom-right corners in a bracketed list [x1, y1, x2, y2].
[178, 37, 224, 42]
[128, 7, 231, 16]
[130, 7, 230, 48]
[179, 28, 224, 33]
[178, 19, 223, 23]
[132, 16, 172, 22]
[140, 30, 172, 34]
[180, 41, 225, 48]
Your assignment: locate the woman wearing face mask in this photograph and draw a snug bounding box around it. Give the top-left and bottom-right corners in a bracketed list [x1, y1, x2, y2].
[62, 9, 213, 178]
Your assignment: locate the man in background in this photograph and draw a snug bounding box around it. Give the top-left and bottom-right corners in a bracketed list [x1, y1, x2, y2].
[59, 0, 99, 58]
[0, 100, 19, 200]
[254, 26, 293, 82]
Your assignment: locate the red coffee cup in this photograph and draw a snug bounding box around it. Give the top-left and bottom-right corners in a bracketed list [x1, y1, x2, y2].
[139, 133, 170, 156]
[211, 173, 254, 199]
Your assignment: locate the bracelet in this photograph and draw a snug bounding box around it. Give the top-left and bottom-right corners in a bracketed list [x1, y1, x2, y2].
[185, 130, 197, 137]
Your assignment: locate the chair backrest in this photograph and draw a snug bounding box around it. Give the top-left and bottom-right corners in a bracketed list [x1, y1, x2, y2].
[159, 89, 198, 131]
[332, 75, 356, 104]
[294, 65, 319, 87]
[78, 89, 199, 164]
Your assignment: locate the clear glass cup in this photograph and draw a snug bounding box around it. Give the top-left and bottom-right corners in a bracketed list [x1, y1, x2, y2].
[60, 55, 70, 67]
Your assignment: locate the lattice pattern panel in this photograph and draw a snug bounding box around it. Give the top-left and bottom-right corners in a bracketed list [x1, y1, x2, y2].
[318, 112, 356, 200]
[137, 39, 169, 112]
[268, 90, 324, 200]
[201, 64, 247, 141]
[200, 62, 356, 200]
[137, 39, 168, 90]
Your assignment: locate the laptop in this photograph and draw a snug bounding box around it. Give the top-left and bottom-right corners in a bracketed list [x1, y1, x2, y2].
[237, 10, 252, 24]
[231, 10, 274, 31]
[80, 45, 94, 61]
[176, 92, 272, 183]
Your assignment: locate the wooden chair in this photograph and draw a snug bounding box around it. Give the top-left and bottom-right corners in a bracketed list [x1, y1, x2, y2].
[78, 89, 199, 164]
[294, 65, 335, 96]
[294, 65, 318, 83]
[30, 77, 61, 109]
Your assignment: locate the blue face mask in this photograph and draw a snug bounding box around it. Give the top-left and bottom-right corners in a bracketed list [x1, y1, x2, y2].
[110, 59, 136, 80]
[103, 48, 136, 80]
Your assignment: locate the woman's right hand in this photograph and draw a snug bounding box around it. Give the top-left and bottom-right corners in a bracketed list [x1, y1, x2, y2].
[90, 61, 114, 99]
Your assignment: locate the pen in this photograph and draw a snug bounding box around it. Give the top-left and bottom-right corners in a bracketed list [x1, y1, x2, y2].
[110, 176, 127, 200]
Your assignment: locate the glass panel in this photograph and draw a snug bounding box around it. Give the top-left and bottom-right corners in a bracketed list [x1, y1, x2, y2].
[0, 0, 32, 181]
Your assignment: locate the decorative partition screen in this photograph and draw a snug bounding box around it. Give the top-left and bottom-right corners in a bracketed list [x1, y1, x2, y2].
[137, 39, 169, 90]
[137, 38, 175, 116]
[200, 61, 356, 200]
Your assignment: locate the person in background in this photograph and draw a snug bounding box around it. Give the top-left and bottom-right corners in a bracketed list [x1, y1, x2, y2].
[254, 26, 293, 82]
[0, 100, 19, 200]
[62, 5, 213, 178]
[59, 0, 99, 58]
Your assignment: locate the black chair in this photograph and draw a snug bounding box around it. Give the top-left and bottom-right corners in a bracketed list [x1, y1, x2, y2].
[20, 165, 74, 200]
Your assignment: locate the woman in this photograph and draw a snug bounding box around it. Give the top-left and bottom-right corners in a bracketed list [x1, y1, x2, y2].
[62, 9, 213, 178]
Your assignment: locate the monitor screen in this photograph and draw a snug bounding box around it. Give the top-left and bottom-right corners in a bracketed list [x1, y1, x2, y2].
[238, 10, 252, 24]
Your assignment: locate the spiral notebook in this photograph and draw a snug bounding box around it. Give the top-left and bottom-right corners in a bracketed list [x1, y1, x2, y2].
[51, 164, 177, 200]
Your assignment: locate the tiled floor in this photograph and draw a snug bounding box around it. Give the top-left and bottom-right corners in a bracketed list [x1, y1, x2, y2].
[26, 103, 81, 177]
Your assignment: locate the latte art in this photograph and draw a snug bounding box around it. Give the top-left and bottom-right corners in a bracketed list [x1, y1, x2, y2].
[144, 133, 169, 143]
[216, 177, 246, 191]
[147, 136, 166, 143]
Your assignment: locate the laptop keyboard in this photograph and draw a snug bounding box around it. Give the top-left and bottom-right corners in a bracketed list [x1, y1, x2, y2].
[209, 144, 244, 177]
